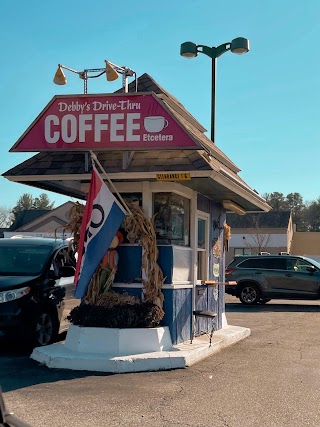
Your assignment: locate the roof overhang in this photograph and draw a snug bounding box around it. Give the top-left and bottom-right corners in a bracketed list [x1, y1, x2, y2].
[4, 168, 270, 212]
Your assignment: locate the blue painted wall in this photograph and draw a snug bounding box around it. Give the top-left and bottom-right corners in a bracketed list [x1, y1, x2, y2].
[112, 195, 226, 345]
[162, 287, 192, 344]
[115, 245, 174, 284]
[195, 195, 225, 332]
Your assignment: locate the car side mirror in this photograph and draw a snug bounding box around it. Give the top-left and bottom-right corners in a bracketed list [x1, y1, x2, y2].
[306, 266, 317, 273]
[59, 265, 75, 277]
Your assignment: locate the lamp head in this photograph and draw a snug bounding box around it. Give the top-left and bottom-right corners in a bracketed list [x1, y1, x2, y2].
[53, 65, 67, 85]
[105, 61, 119, 81]
[180, 41, 198, 58]
[230, 37, 250, 55]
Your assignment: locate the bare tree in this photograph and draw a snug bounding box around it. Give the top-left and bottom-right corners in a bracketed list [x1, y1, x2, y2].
[0, 206, 13, 228]
[244, 215, 272, 254]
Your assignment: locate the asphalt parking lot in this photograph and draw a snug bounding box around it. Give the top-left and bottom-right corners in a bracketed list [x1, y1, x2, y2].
[1, 296, 320, 427]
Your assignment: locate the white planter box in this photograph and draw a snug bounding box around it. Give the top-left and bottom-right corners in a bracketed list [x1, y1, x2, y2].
[64, 325, 173, 356]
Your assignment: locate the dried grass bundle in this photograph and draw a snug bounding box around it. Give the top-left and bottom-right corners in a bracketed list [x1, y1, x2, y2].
[61, 197, 164, 311]
[55, 202, 85, 253]
[224, 223, 231, 240]
[124, 200, 165, 308]
[95, 291, 140, 308]
[224, 223, 231, 251]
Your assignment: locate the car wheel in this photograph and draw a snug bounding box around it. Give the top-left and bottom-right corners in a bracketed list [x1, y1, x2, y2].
[31, 308, 59, 347]
[259, 298, 271, 305]
[239, 284, 261, 305]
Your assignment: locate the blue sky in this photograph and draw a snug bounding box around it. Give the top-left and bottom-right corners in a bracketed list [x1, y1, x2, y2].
[1, 0, 320, 209]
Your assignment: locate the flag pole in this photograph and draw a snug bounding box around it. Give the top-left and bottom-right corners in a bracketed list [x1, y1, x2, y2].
[89, 151, 132, 216]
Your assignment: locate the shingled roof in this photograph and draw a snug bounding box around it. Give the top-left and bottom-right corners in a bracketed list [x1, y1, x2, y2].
[226, 211, 291, 228]
[2, 73, 271, 213]
[117, 73, 240, 172]
[10, 209, 51, 231]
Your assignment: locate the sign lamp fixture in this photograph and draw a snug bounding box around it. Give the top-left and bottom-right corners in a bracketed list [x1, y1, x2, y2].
[53, 60, 137, 94]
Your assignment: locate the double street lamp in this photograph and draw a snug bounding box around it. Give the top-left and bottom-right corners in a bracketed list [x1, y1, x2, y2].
[180, 37, 250, 143]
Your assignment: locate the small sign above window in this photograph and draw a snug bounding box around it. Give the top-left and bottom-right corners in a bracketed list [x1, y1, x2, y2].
[156, 173, 191, 181]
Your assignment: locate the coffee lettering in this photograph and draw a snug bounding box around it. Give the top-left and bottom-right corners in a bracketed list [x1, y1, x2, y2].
[44, 113, 142, 144]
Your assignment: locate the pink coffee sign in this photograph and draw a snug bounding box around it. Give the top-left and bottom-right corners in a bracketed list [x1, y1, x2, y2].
[11, 93, 199, 152]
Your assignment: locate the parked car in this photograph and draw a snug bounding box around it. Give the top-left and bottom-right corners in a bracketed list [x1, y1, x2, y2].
[225, 254, 320, 305]
[0, 238, 80, 347]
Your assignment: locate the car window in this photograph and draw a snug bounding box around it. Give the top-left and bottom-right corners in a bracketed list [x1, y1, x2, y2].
[238, 257, 286, 270]
[50, 247, 76, 276]
[287, 258, 316, 272]
[0, 245, 52, 276]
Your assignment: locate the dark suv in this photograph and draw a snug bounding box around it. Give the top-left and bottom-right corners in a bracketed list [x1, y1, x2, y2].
[0, 238, 80, 347]
[225, 254, 320, 305]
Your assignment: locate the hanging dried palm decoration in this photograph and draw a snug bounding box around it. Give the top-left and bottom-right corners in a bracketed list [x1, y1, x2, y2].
[212, 238, 222, 258]
[224, 223, 231, 251]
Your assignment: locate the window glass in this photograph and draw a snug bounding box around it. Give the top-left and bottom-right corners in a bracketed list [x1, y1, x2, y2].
[50, 247, 76, 276]
[0, 244, 52, 276]
[287, 258, 315, 272]
[197, 217, 208, 280]
[121, 193, 142, 207]
[198, 219, 205, 249]
[238, 258, 286, 270]
[153, 192, 190, 246]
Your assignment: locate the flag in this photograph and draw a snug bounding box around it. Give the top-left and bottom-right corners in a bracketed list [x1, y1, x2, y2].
[74, 164, 126, 299]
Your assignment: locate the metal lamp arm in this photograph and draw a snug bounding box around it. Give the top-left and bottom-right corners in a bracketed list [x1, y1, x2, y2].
[197, 43, 231, 59]
[82, 70, 106, 79]
[58, 64, 82, 75]
[56, 61, 136, 93]
[59, 64, 134, 79]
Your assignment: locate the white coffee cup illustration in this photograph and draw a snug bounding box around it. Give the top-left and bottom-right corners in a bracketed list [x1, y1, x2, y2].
[144, 116, 168, 133]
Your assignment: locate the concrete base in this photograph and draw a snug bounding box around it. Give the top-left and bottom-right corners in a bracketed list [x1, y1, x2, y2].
[31, 324, 250, 373]
[64, 325, 172, 356]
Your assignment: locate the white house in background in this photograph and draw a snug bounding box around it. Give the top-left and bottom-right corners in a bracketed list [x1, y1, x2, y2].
[225, 211, 293, 266]
[3, 201, 76, 239]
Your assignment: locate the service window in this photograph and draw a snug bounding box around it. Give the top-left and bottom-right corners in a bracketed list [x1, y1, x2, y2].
[120, 192, 143, 207]
[153, 192, 190, 246]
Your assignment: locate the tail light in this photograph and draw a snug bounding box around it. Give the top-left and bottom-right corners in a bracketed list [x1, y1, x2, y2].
[225, 268, 235, 276]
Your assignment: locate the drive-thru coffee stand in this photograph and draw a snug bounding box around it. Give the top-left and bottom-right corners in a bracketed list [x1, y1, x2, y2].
[3, 74, 270, 371]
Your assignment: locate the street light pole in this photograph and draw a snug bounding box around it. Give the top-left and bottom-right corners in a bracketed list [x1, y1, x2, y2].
[180, 37, 250, 144]
[211, 55, 216, 144]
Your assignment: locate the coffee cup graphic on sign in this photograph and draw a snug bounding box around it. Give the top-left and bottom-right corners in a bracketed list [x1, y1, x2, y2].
[144, 116, 168, 133]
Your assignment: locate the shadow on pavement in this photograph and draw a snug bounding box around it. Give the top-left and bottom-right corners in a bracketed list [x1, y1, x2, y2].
[0, 333, 112, 393]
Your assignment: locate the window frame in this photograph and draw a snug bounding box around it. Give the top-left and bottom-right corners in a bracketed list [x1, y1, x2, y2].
[196, 211, 209, 282]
